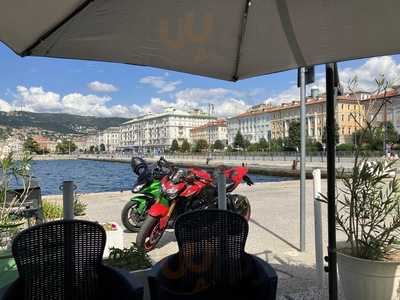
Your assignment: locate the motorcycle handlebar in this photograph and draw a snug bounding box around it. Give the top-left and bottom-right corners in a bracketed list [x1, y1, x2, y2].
[157, 156, 175, 171]
[243, 175, 254, 186]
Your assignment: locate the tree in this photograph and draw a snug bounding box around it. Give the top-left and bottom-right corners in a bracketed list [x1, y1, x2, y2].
[100, 143, 106, 152]
[23, 137, 41, 154]
[213, 139, 225, 150]
[170, 139, 179, 152]
[322, 124, 340, 145]
[384, 121, 399, 145]
[243, 139, 251, 150]
[56, 140, 77, 154]
[247, 143, 259, 152]
[269, 138, 285, 152]
[181, 139, 191, 152]
[353, 121, 399, 151]
[287, 121, 301, 149]
[233, 130, 245, 149]
[194, 139, 208, 152]
[258, 137, 268, 151]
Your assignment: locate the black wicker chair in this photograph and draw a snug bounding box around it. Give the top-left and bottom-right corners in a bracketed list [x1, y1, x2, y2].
[148, 209, 277, 300]
[0, 220, 143, 300]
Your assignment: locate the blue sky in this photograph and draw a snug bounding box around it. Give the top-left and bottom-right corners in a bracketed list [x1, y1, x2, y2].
[0, 42, 399, 118]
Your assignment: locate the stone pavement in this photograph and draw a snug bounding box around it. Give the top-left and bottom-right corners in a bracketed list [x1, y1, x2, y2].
[44, 179, 346, 299]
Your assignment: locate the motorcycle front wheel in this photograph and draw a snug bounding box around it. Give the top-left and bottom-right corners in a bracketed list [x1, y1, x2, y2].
[136, 216, 165, 251]
[121, 201, 146, 232]
[229, 194, 251, 221]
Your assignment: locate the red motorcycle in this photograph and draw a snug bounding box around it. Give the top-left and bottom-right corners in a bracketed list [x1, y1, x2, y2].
[136, 166, 253, 251]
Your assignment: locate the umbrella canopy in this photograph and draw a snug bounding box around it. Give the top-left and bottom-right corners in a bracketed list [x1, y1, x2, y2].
[1, 0, 400, 80]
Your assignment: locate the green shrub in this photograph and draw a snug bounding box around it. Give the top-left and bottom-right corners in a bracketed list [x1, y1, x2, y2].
[336, 143, 354, 152]
[73, 195, 87, 216]
[104, 243, 152, 271]
[42, 201, 63, 221]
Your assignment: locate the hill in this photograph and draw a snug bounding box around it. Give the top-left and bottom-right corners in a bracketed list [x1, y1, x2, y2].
[0, 111, 130, 134]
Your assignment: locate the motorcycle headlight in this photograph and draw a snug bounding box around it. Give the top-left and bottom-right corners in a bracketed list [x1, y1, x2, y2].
[132, 183, 145, 192]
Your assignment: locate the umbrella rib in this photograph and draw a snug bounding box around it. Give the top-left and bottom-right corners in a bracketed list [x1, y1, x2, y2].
[232, 0, 252, 82]
[21, 0, 94, 56]
[275, 0, 306, 67]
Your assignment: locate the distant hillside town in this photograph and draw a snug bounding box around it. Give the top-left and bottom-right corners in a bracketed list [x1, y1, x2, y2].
[1, 87, 400, 156]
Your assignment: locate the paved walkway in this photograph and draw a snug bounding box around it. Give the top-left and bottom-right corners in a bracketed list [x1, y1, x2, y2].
[44, 179, 345, 299]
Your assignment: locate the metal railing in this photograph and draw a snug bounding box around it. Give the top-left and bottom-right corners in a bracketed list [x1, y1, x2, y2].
[78, 150, 386, 163]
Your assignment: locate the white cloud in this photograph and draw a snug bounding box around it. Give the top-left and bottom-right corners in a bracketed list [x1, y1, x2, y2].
[2, 86, 139, 118]
[173, 88, 249, 117]
[62, 93, 112, 116]
[266, 56, 400, 104]
[0, 99, 12, 112]
[88, 81, 118, 92]
[15, 86, 63, 112]
[139, 76, 182, 93]
[339, 56, 400, 91]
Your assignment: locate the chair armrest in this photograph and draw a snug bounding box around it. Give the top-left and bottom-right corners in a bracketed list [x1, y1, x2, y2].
[99, 264, 144, 300]
[250, 255, 278, 300]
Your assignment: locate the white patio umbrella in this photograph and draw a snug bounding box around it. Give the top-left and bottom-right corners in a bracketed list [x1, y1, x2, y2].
[2, 1, 400, 299]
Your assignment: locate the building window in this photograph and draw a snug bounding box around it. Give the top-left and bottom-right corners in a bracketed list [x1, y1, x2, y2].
[341, 115, 344, 121]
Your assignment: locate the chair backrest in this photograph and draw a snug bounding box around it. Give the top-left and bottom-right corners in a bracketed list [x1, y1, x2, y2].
[173, 209, 249, 292]
[12, 220, 106, 300]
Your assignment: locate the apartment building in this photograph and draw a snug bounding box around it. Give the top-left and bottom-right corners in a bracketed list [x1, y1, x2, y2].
[269, 96, 364, 144]
[98, 127, 121, 152]
[119, 108, 216, 153]
[33, 135, 57, 153]
[226, 92, 367, 145]
[360, 88, 400, 131]
[227, 104, 272, 145]
[0, 137, 24, 155]
[190, 119, 228, 145]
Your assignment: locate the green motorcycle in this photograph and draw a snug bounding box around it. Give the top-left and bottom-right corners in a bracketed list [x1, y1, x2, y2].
[121, 157, 173, 232]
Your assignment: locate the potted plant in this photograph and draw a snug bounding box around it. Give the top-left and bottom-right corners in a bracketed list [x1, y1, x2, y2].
[103, 243, 153, 298]
[101, 222, 124, 258]
[334, 159, 400, 300]
[329, 77, 400, 300]
[0, 152, 33, 289]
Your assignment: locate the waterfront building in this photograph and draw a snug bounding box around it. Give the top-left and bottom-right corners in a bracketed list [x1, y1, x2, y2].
[190, 119, 228, 146]
[269, 95, 365, 144]
[33, 135, 57, 153]
[98, 127, 121, 152]
[227, 90, 367, 146]
[361, 87, 400, 132]
[0, 137, 24, 155]
[227, 104, 273, 145]
[119, 108, 216, 153]
[85, 134, 100, 150]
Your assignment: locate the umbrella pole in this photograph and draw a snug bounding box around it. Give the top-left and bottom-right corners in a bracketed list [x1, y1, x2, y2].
[299, 67, 306, 252]
[325, 63, 338, 300]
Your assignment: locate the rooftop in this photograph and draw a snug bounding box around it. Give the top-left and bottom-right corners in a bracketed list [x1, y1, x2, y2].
[228, 89, 399, 120]
[190, 119, 227, 132]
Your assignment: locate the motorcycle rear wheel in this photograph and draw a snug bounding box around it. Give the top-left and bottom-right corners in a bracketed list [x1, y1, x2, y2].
[136, 216, 165, 251]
